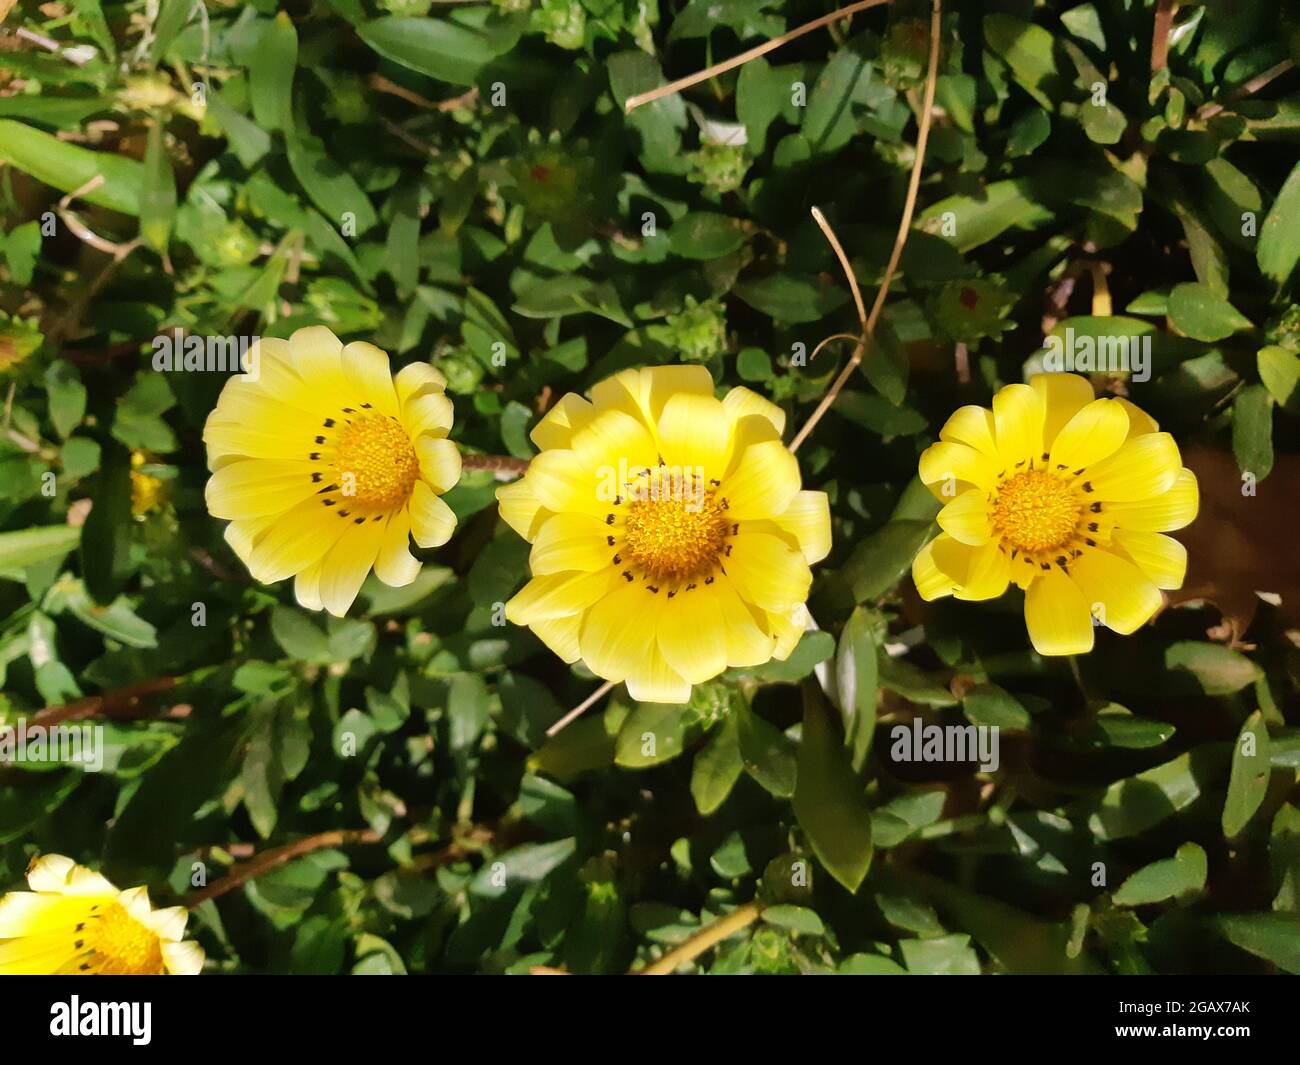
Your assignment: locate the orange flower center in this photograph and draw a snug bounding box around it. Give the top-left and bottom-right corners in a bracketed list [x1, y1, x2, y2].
[990, 469, 1083, 554]
[621, 473, 731, 585]
[81, 902, 164, 975]
[333, 415, 419, 511]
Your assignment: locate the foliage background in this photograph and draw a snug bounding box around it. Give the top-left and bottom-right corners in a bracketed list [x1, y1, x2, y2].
[0, 0, 1298, 974]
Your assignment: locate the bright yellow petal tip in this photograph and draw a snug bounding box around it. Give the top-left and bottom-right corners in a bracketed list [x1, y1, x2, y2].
[0, 854, 204, 975]
[914, 373, 1199, 655]
[203, 326, 460, 616]
[498, 365, 830, 702]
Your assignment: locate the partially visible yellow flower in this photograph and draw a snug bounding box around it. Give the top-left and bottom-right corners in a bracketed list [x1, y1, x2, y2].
[913, 373, 1199, 656]
[0, 854, 203, 975]
[203, 326, 460, 616]
[497, 365, 831, 703]
[130, 450, 166, 515]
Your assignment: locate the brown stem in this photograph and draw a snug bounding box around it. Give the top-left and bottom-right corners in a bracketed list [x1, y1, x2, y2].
[623, 0, 891, 113]
[185, 828, 383, 907]
[1150, 0, 1175, 73]
[30, 676, 180, 729]
[788, 0, 942, 454]
[1197, 58, 1296, 120]
[632, 901, 763, 974]
[461, 452, 530, 475]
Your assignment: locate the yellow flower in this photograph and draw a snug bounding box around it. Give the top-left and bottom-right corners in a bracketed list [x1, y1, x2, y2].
[204, 326, 460, 616]
[913, 373, 1199, 655]
[0, 854, 203, 975]
[497, 365, 831, 703]
[130, 450, 166, 515]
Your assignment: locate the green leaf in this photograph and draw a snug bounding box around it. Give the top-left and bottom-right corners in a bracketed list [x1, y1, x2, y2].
[1216, 913, 1300, 974]
[840, 520, 934, 602]
[2, 220, 40, 286]
[139, 121, 177, 253]
[668, 212, 747, 260]
[1231, 383, 1273, 480]
[736, 698, 797, 798]
[286, 133, 378, 235]
[0, 525, 80, 575]
[834, 606, 879, 768]
[1258, 345, 1300, 412]
[1167, 282, 1254, 342]
[691, 714, 744, 815]
[1257, 160, 1300, 286]
[1071, 744, 1230, 841]
[761, 904, 825, 936]
[79, 449, 133, 604]
[615, 702, 688, 767]
[44, 361, 86, 439]
[1223, 710, 1272, 838]
[919, 179, 1055, 253]
[249, 14, 298, 133]
[357, 14, 521, 86]
[0, 119, 143, 215]
[1165, 641, 1262, 695]
[1113, 843, 1208, 906]
[962, 683, 1031, 731]
[984, 15, 1073, 109]
[732, 273, 849, 324]
[792, 685, 873, 892]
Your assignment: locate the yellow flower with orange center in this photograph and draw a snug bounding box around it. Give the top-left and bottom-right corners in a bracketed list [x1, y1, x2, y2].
[913, 373, 1198, 655]
[0, 855, 203, 975]
[203, 326, 460, 616]
[497, 365, 831, 703]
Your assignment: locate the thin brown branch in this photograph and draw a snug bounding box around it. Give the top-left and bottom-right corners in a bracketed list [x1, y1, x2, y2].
[1197, 58, 1296, 120]
[369, 74, 479, 113]
[461, 452, 530, 476]
[30, 676, 180, 729]
[623, 0, 891, 114]
[1150, 0, 1175, 73]
[788, 0, 942, 454]
[632, 901, 763, 974]
[185, 829, 383, 907]
[546, 678, 616, 737]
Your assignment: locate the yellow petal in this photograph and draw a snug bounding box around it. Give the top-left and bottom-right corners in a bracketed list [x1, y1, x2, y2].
[579, 580, 663, 682]
[725, 531, 812, 613]
[723, 439, 800, 520]
[496, 478, 548, 541]
[530, 392, 595, 450]
[774, 490, 831, 564]
[938, 404, 999, 460]
[27, 854, 116, 896]
[0, 932, 79, 974]
[1116, 396, 1159, 437]
[932, 536, 1010, 601]
[294, 560, 323, 610]
[204, 416, 317, 463]
[529, 512, 612, 574]
[394, 361, 446, 406]
[722, 385, 786, 437]
[1024, 568, 1094, 655]
[1106, 468, 1199, 531]
[409, 481, 456, 548]
[568, 407, 659, 471]
[1083, 432, 1182, 501]
[288, 326, 349, 398]
[1030, 372, 1094, 448]
[144, 905, 188, 943]
[416, 437, 462, 494]
[912, 536, 958, 601]
[1048, 397, 1129, 470]
[523, 449, 608, 516]
[403, 392, 453, 439]
[626, 647, 692, 703]
[0, 893, 94, 937]
[341, 341, 399, 416]
[1069, 549, 1163, 634]
[714, 575, 774, 666]
[246, 498, 350, 583]
[506, 568, 617, 625]
[531, 613, 582, 663]
[1112, 530, 1187, 590]
[936, 488, 991, 546]
[318, 519, 387, 616]
[205, 459, 317, 520]
[657, 584, 727, 684]
[918, 440, 999, 499]
[374, 510, 421, 587]
[992, 382, 1045, 466]
[161, 939, 205, 976]
[223, 512, 276, 566]
[656, 392, 733, 475]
